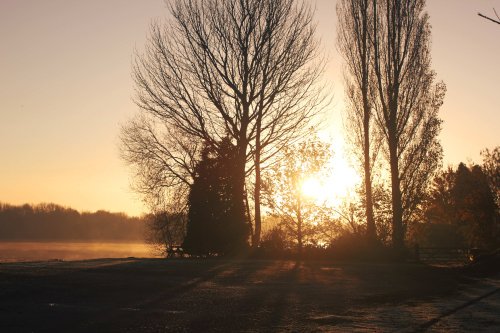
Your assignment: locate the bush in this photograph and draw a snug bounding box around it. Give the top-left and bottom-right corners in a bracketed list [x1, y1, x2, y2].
[328, 232, 394, 261]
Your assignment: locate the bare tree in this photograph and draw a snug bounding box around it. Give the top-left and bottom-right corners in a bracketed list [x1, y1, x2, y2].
[337, 0, 379, 240]
[120, 114, 199, 204]
[145, 193, 188, 257]
[123, 0, 325, 246]
[120, 117, 195, 252]
[262, 139, 333, 254]
[371, 0, 445, 251]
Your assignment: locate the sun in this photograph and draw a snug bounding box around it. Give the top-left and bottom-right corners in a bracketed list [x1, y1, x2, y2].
[301, 177, 322, 198]
[300, 145, 361, 208]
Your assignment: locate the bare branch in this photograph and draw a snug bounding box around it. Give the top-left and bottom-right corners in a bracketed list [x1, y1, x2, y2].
[478, 12, 500, 25]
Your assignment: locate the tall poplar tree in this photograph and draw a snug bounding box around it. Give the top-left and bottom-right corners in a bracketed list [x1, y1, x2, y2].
[337, 0, 377, 240]
[372, 0, 445, 251]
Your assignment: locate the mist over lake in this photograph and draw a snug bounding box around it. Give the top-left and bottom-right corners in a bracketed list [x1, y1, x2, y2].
[0, 241, 156, 263]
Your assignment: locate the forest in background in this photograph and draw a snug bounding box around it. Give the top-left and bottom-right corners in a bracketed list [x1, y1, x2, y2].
[0, 203, 146, 242]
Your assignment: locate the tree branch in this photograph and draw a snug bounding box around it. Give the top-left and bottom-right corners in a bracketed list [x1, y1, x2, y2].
[478, 12, 500, 25]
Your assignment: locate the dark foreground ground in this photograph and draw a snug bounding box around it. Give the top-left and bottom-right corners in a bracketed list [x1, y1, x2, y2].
[0, 258, 499, 332]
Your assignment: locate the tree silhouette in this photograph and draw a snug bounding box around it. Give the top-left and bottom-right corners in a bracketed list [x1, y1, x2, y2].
[337, 0, 379, 241]
[120, 116, 200, 213]
[371, 0, 445, 252]
[453, 163, 498, 249]
[481, 146, 500, 209]
[145, 210, 186, 257]
[425, 167, 456, 226]
[0, 203, 145, 242]
[123, 0, 326, 250]
[182, 139, 250, 256]
[262, 139, 333, 255]
[423, 163, 499, 249]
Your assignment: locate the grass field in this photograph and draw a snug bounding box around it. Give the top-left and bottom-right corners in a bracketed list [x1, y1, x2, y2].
[0, 258, 499, 332]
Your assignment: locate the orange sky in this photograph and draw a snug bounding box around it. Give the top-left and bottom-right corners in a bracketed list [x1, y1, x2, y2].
[1, 0, 499, 216]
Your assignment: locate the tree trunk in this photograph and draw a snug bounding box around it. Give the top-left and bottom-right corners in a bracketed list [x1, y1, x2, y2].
[362, 56, 376, 240]
[234, 137, 250, 247]
[297, 196, 303, 257]
[363, 113, 376, 240]
[253, 157, 262, 247]
[388, 133, 404, 251]
[253, 115, 263, 247]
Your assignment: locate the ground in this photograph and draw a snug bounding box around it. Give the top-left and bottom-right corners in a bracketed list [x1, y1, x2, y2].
[0, 258, 499, 332]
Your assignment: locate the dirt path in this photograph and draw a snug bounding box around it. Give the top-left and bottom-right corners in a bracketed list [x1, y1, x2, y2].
[0, 258, 498, 332]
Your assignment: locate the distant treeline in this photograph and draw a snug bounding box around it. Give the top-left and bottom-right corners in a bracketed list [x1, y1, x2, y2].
[0, 203, 146, 242]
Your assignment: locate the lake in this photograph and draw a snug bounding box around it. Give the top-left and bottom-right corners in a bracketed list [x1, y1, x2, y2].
[0, 241, 159, 262]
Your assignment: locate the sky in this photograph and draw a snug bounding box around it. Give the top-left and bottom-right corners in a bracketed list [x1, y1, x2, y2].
[1, 0, 499, 216]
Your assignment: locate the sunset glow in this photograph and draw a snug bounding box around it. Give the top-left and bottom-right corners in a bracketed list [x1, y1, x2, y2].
[301, 143, 361, 208]
[301, 177, 322, 198]
[0, 0, 498, 216]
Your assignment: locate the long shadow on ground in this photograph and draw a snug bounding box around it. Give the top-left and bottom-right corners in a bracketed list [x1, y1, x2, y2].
[0, 258, 489, 332]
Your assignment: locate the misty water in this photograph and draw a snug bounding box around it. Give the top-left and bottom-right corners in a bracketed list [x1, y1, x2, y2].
[0, 241, 157, 263]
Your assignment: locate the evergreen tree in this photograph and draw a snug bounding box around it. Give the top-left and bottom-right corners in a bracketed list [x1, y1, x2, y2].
[453, 163, 498, 249]
[423, 163, 499, 249]
[481, 146, 500, 208]
[182, 138, 250, 256]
